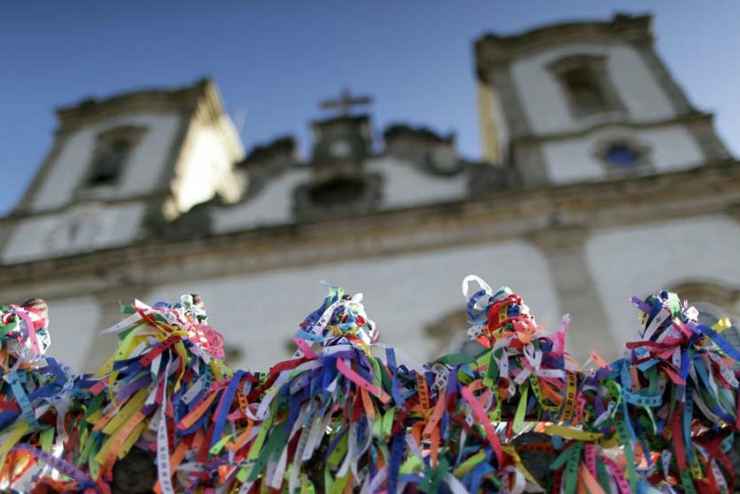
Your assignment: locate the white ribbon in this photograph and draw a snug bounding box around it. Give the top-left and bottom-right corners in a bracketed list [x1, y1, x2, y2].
[445, 473, 470, 494]
[255, 371, 293, 420]
[100, 311, 143, 335]
[156, 360, 175, 494]
[461, 274, 493, 299]
[499, 349, 509, 380]
[364, 467, 387, 494]
[642, 306, 670, 340]
[310, 300, 342, 337]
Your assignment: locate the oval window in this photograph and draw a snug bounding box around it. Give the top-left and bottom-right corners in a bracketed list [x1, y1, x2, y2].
[604, 143, 639, 168]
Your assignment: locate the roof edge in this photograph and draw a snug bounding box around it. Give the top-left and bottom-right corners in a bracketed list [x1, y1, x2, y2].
[474, 12, 653, 79]
[55, 77, 215, 131]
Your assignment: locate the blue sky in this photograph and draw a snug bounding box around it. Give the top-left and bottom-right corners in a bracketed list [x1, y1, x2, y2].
[2, 1, 739, 214]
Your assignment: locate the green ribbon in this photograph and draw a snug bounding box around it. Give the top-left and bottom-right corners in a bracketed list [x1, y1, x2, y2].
[513, 384, 528, 434]
[550, 442, 583, 494]
[616, 418, 638, 493]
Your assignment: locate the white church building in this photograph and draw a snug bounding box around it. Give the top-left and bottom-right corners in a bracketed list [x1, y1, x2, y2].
[2, 13, 739, 372]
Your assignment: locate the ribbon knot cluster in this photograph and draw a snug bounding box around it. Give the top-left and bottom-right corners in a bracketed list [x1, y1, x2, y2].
[0, 277, 737, 493]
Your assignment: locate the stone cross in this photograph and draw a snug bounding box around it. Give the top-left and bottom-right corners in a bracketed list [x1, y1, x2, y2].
[319, 88, 373, 116]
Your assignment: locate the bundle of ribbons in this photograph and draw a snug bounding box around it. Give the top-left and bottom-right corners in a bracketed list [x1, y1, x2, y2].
[0, 277, 737, 493]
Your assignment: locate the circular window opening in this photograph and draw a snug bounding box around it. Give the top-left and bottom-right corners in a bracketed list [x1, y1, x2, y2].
[604, 143, 640, 168]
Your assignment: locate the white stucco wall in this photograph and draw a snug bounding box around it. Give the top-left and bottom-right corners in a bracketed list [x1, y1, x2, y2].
[30, 113, 181, 212]
[511, 42, 675, 135]
[146, 240, 560, 371]
[2, 203, 146, 263]
[214, 168, 310, 233]
[586, 214, 740, 352]
[367, 157, 467, 208]
[44, 296, 101, 371]
[213, 157, 467, 234]
[541, 124, 704, 184]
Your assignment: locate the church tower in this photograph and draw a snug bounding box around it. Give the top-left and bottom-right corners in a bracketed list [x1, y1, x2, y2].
[474, 13, 730, 186]
[292, 89, 382, 222]
[1, 79, 244, 263]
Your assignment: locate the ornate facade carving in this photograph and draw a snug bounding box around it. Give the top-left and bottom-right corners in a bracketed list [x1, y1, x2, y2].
[55, 78, 217, 133]
[240, 136, 297, 171]
[309, 114, 372, 181]
[474, 12, 732, 190]
[237, 136, 298, 199]
[475, 13, 652, 75]
[383, 124, 462, 176]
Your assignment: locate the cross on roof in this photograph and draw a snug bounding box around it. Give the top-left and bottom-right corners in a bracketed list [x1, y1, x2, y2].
[319, 88, 373, 116]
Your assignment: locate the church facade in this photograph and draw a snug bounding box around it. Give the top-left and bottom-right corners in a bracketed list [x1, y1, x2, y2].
[2, 13, 739, 372]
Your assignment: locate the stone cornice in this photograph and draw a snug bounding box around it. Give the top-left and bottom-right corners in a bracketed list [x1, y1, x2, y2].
[239, 136, 297, 169]
[475, 13, 652, 80]
[383, 124, 455, 145]
[55, 78, 216, 134]
[510, 111, 715, 147]
[0, 189, 171, 224]
[1, 161, 739, 299]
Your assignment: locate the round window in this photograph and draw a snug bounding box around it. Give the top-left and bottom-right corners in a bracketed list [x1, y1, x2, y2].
[604, 143, 640, 168]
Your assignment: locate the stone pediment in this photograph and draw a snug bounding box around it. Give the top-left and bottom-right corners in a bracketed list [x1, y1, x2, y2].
[475, 13, 652, 78]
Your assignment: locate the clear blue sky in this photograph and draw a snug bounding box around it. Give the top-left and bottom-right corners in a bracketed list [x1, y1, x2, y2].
[2, 1, 739, 214]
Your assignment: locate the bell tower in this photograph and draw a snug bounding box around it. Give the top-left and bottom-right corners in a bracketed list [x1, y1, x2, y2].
[1, 79, 244, 263]
[292, 89, 382, 221]
[474, 13, 731, 186]
[310, 88, 373, 180]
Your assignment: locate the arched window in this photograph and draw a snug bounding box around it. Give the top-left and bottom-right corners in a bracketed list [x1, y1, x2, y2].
[561, 66, 609, 116]
[547, 54, 625, 119]
[84, 126, 146, 189]
[88, 138, 131, 186]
